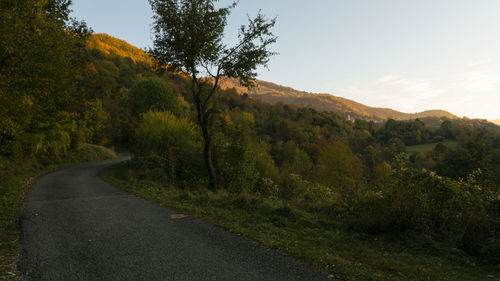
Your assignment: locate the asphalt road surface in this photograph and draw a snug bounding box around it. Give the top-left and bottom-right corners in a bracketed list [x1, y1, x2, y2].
[19, 160, 330, 281]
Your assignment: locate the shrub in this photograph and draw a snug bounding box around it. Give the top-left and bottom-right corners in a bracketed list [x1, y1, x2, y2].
[344, 157, 500, 260]
[214, 130, 259, 193]
[131, 110, 203, 185]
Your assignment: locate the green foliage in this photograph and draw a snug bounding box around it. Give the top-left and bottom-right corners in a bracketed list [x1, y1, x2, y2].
[0, 0, 99, 159]
[344, 157, 499, 260]
[213, 122, 259, 193]
[135, 110, 198, 155]
[377, 119, 432, 146]
[272, 141, 313, 174]
[132, 110, 204, 185]
[128, 77, 183, 116]
[253, 141, 279, 180]
[31, 117, 75, 162]
[82, 99, 109, 145]
[436, 133, 500, 191]
[149, 0, 277, 83]
[314, 140, 364, 194]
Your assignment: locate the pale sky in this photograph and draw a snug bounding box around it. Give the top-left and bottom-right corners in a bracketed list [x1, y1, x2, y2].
[71, 0, 500, 120]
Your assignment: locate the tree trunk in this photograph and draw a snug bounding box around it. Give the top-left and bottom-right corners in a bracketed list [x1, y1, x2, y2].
[202, 123, 218, 191]
[195, 98, 218, 191]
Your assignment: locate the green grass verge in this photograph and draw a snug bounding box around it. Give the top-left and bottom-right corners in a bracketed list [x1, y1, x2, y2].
[0, 144, 118, 280]
[101, 163, 499, 281]
[406, 140, 458, 157]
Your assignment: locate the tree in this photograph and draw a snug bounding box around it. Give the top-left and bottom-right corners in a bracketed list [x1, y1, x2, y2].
[314, 141, 363, 195]
[149, 0, 277, 190]
[128, 77, 183, 116]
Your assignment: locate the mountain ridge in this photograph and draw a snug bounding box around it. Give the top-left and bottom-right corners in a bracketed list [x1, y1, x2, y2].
[219, 78, 456, 121]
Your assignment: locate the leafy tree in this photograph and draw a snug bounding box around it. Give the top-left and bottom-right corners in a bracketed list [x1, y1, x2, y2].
[149, 0, 277, 190]
[272, 141, 312, 173]
[128, 77, 183, 116]
[314, 140, 363, 196]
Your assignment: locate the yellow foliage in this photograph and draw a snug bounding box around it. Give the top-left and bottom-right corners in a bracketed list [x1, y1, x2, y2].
[87, 33, 153, 65]
[223, 114, 233, 127]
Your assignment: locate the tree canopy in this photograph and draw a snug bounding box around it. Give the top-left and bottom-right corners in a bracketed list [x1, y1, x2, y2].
[0, 0, 98, 159]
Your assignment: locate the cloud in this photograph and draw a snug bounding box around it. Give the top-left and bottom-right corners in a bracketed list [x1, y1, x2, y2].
[337, 69, 500, 120]
[339, 75, 444, 113]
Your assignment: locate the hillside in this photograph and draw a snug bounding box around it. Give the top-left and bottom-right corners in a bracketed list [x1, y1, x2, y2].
[88, 33, 457, 122]
[493, 119, 500, 126]
[87, 33, 153, 65]
[220, 78, 456, 121]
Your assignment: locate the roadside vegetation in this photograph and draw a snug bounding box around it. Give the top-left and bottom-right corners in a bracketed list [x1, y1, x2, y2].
[103, 161, 498, 281]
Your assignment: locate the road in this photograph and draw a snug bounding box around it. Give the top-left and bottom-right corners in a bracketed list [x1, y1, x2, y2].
[19, 160, 330, 281]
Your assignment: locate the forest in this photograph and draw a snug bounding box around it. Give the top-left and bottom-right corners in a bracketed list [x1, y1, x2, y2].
[1, 0, 499, 280]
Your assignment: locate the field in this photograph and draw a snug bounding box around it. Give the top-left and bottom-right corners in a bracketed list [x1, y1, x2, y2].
[406, 140, 458, 157]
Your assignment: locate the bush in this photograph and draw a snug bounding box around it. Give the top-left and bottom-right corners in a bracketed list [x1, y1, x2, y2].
[343, 158, 500, 260]
[213, 124, 259, 193]
[278, 173, 308, 201]
[131, 110, 204, 185]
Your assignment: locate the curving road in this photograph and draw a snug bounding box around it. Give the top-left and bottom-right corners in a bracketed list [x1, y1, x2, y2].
[19, 160, 330, 281]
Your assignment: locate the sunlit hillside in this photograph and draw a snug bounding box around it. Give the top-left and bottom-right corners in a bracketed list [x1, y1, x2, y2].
[493, 119, 500, 126]
[87, 33, 153, 65]
[219, 78, 456, 121]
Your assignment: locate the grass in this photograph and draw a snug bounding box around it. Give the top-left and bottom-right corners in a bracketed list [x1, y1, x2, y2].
[0, 144, 118, 280]
[101, 163, 499, 281]
[406, 140, 458, 157]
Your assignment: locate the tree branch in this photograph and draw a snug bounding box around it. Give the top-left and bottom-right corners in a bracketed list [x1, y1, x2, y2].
[201, 64, 221, 110]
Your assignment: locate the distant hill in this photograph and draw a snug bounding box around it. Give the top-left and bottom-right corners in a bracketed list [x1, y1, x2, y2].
[219, 79, 456, 121]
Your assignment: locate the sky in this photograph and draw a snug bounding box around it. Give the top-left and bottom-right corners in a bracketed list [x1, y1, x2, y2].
[71, 0, 500, 120]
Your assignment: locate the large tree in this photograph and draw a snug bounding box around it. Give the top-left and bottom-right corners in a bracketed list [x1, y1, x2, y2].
[149, 0, 277, 190]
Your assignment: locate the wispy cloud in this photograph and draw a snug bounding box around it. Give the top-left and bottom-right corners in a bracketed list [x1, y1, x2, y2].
[337, 68, 500, 120]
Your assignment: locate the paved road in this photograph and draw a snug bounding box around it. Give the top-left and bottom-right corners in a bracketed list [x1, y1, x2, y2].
[19, 160, 330, 281]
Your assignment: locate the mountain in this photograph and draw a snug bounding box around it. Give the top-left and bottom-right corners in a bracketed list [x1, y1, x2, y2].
[220, 79, 456, 121]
